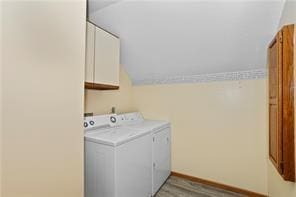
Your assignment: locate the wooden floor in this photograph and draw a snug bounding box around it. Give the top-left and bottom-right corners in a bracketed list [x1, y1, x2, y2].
[156, 176, 247, 197]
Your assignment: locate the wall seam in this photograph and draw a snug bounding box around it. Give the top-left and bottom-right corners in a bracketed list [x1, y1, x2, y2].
[133, 68, 267, 86]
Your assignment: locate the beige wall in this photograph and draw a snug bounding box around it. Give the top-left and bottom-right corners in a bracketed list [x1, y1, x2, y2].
[132, 80, 268, 194]
[267, 1, 296, 197]
[268, 162, 296, 197]
[2, 1, 85, 197]
[85, 68, 134, 115]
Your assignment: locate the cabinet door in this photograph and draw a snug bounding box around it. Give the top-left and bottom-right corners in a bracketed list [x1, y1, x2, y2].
[281, 25, 295, 181]
[268, 32, 283, 174]
[94, 27, 120, 86]
[153, 127, 171, 195]
[268, 25, 295, 182]
[85, 22, 95, 83]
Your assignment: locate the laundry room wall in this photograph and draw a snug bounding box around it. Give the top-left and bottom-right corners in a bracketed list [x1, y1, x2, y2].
[132, 79, 268, 195]
[84, 67, 134, 115]
[267, 1, 296, 196]
[1, 1, 85, 197]
[82, 3, 296, 196]
[85, 66, 268, 195]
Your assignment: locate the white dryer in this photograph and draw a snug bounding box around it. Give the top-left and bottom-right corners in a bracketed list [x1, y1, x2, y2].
[84, 114, 152, 197]
[118, 113, 171, 195]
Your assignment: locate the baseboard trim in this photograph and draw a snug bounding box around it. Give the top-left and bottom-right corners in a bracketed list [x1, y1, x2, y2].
[171, 171, 267, 197]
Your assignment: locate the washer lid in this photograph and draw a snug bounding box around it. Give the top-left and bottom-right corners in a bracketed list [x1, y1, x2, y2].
[84, 126, 150, 146]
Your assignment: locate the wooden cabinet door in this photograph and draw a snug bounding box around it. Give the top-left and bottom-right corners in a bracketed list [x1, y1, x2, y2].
[268, 24, 295, 182]
[281, 25, 295, 181]
[268, 32, 283, 174]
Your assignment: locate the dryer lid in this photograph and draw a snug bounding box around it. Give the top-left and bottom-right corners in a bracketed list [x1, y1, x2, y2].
[123, 120, 170, 133]
[84, 126, 150, 146]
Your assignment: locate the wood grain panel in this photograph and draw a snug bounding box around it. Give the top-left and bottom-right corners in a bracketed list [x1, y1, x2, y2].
[268, 32, 283, 174]
[84, 82, 119, 90]
[282, 24, 295, 181]
[269, 104, 278, 162]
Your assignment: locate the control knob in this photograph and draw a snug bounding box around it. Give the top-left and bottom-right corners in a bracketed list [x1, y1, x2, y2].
[110, 116, 116, 123]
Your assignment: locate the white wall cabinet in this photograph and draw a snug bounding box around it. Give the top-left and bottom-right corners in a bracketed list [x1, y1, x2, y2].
[85, 22, 95, 84]
[85, 21, 120, 90]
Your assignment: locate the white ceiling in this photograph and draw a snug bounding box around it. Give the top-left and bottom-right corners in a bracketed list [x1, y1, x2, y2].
[88, 0, 284, 83]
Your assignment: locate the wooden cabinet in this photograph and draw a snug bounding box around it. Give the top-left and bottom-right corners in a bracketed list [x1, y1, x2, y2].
[85, 21, 120, 90]
[268, 24, 295, 182]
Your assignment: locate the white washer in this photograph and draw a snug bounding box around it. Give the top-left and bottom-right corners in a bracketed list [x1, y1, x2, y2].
[118, 113, 171, 195]
[84, 114, 152, 197]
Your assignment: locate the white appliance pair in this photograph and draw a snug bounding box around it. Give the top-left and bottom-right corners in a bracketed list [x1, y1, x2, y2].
[84, 112, 171, 197]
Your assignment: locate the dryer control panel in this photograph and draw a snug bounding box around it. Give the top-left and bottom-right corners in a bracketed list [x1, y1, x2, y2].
[117, 112, 144, 125]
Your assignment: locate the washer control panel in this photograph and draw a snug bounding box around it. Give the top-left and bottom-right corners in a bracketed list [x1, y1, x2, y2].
[84, 114, 117, 130]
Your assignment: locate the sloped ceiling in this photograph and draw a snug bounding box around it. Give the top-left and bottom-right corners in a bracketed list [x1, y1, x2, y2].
[88, 0, 284, 84]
